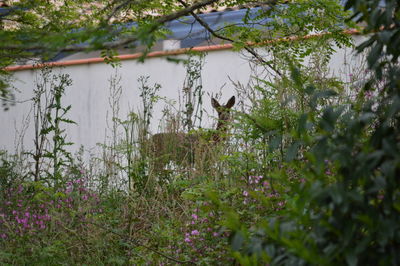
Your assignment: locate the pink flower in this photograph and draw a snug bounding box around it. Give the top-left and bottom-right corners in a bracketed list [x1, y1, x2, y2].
[213, 232, 218, 237]
[191, 230, 199, 236]
[191, 214, 198, 220]
[325, 170, 332, 175]
[184, 237, 191, 243]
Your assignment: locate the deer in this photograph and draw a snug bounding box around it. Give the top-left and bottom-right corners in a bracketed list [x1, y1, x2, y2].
[148, 96, 236, 175]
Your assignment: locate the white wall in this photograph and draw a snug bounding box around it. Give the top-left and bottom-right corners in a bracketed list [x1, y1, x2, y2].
[1, 49, 253, 153]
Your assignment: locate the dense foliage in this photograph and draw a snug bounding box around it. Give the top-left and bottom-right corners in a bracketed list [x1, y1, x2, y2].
[219, 0, 400, 265]
[1, 0, 399, 265]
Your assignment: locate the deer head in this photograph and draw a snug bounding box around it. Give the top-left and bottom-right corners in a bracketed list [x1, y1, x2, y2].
[149, 96, 236, 175]
[211, 95, 235, 141]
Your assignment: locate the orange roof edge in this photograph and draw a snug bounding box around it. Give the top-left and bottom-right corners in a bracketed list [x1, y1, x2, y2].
[4, 29, 359, 72]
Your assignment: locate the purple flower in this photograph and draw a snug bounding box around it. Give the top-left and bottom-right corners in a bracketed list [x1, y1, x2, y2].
[191, 214, 198, 220]
[184, 237, 191, 243]
[243, 190, 248, 197]
[325, 170, 332, 175]
[191, 230, 200, 236]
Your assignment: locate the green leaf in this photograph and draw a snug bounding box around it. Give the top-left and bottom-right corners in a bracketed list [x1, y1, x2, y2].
[231, 231, 245, 251]
[285, 141, 302, 162]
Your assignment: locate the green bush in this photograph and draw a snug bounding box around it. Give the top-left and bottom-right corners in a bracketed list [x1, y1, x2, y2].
[220, 0, 400, 265]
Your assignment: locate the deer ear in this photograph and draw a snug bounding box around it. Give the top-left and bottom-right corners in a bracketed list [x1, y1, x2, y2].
[225, 96, 235, 109]
[211, 98, 220, 109]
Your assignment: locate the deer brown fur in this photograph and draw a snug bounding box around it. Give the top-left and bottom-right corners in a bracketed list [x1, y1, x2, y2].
[149, 96, 235, 174]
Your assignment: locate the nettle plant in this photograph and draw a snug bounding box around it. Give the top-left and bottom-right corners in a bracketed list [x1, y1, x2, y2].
[30, 67, 75, 187]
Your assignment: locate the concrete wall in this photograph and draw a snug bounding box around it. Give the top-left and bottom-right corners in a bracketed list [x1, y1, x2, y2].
[1, 49, 253, 153]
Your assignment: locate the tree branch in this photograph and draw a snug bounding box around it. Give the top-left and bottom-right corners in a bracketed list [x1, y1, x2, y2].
[176, 0, 283, 77]
[1, 0, 221, 53]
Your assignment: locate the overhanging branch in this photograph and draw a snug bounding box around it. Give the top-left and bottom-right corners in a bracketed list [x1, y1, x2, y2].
[1, 0, 221, 54]
[177, 0, 283, 77]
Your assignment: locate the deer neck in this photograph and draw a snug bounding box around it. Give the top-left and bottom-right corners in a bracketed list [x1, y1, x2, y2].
[212, 120, 230, 142]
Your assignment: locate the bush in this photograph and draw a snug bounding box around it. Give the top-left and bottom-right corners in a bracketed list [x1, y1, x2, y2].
[218, 0, 400, 265]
